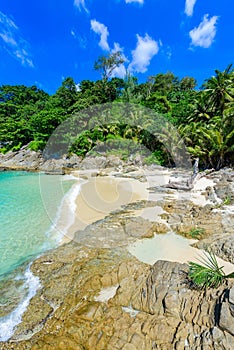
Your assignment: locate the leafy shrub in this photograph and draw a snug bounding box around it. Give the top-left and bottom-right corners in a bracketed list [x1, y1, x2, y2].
[144, 150, 166, 166]
[28, 140, 46, 151]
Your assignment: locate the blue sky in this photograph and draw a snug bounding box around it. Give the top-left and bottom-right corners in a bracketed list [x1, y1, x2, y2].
[0, 0, 233, 94]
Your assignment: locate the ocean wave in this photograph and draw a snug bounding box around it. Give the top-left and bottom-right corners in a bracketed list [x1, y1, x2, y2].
[0, 264, 41, 342]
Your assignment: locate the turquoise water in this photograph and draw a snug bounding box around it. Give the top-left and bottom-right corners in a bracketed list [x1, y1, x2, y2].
[0, 171, 77, 341]
[0, 171, 74, 278]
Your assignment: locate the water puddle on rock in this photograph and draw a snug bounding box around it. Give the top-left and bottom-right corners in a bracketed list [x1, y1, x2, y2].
[127, 231, 234, 275]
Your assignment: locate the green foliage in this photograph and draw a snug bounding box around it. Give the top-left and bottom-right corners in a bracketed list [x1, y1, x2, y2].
[53, 77, 78, 109]
[28, 140, 46, 151]
[147, 72, 179, 96]
[94, 138, 144, 161]
[223, 196, 231, 205]
[188, 250, 234, 289]
[0, 61, 233, 169]
[187, 227, 205, 239]
[179, 65, 234, 169]
[215, 195, 232, 208]
[70, 130, 97, 157]
[203, 63, 234, 115]
[94, 51, 125, 81]
[143, 93, 171, 114]
[188, 250, 225, 288]
[144, 150, 166, 166]
[180, 76, 197, 91]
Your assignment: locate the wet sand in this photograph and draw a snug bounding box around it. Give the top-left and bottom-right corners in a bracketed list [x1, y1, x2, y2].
[59, 176, 149, 243]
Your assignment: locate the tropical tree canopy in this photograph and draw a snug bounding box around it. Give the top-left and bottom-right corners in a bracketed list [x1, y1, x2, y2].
[0, 58, 233, 170]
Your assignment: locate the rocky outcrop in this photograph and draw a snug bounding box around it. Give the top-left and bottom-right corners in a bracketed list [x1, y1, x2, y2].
[156, 169, 234, 238]
[195, 233, 234, 264]
[162, 200, 223, 236]
[211, 168, 234, 204]
[0, 147, 44, 171]
[73, 213, 167, 248]
[0, 146, 143, 173]
[1, 248, 233, 350]
[1, 166, 234, 349]
[0, 146, 81, 172]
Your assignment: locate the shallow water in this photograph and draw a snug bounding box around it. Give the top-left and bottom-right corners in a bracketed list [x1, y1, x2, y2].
[128, 231, 234, 275]
[0, 171, 75, 277]
[0, 171, 77, 340]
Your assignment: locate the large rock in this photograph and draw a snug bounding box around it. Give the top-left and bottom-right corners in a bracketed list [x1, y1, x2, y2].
[0, 148, 44, 170]
[162, 200, 224, 236]
[0, 148, 125, 172]
[74, 214, 165, 248]
[1, 247, 233, 350]
[195, 233, 234, 264]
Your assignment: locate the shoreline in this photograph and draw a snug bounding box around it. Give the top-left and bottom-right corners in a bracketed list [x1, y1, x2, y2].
[0, 166, 234, 348]
[57, 173, 149, 244]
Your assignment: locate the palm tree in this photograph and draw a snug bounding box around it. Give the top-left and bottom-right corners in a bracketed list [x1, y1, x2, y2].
[204, 64, 234, 115]
[198, 119, 234, 169]
[188, 92, 213, 122]
[180, 65, 234, 169]
[179, 116, 234, 169]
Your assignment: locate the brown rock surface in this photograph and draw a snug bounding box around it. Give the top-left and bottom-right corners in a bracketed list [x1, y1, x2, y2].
[1, 167, 234, 349]
[1, 243, 233, 350]
[162, 200, 223, 236]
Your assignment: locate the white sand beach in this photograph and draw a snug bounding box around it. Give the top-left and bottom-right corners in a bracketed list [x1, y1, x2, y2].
[51, 170, 234, 274]
[58, 175, 149, 243]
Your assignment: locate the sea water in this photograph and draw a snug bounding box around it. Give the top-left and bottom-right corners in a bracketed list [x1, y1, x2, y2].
[0, 171, 78, 341]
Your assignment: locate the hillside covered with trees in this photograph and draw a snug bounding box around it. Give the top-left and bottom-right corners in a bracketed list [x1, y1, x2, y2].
[0, 53, 233, 170]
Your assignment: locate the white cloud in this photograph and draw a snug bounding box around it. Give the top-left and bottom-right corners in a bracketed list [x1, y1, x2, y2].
[71, 30, 76, 38]
[125, 0, 144, 4]
[74, 0, 89, 13]
[189, 14, 218, 48]
[75, 83, 81, 92]
[91, 19, 110, 51]
[129, 34, 159, 73]
[71, 30, 87, 49]
[185, 0, 197, 17]
[0, 11, 33, 67]
[110, 63, 126, 78]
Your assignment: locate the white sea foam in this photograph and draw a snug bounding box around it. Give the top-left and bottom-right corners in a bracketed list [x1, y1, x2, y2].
[45, 179, 84, 244]
[0, 265, 41, 342]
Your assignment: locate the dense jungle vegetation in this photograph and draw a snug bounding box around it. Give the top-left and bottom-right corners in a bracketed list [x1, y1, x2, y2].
[0, 52, 233, 170]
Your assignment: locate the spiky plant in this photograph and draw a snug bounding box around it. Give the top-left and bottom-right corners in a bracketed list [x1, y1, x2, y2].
[188, 250, 234, 289]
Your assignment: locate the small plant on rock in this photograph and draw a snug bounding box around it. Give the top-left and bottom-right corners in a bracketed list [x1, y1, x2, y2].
[188, 249, 234, 289]
[187, 227, 205, 239]
[223, 196, 231, 205]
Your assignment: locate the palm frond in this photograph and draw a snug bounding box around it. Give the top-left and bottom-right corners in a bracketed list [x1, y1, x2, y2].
[188, 250, 226, 289]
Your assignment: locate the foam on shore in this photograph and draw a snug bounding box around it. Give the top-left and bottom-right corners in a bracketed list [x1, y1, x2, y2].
[45, 180, 83, 244]
[0, 265, 41, 342]
[0, 175, 80, 342]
